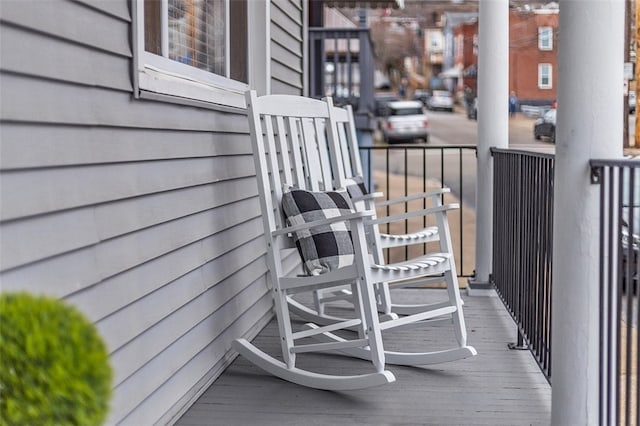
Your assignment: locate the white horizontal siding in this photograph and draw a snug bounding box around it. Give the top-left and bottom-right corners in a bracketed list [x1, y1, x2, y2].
[108, 279, 272, 425]
[0, 0, 291, 424]
[96, 231, 267, 352]
[1, 156, 255, 221]
[271, 59, 304, 89]
[270, 0, 304, 95]
[117, 292, 274, 425]
[107, 255, 269, 386]
[0, 25, 132, 91]
[1, 74, 248, 131]
[271, 79, 303, 96]
[73, 0, 131, 21]
[271, 41, 303, 74]
[0, 125, 250, 169]
[1, 196, 262, 296]
[272, 0, 303, 23]
[0, 0, 132, 56]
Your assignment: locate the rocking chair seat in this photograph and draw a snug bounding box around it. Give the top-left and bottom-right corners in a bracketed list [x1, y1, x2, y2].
[378, 227, 439, 248]
[370, 253, 449, 272]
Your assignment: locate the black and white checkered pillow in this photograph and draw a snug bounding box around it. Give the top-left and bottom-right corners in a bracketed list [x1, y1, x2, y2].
[346, 175, 369, 199]
[281, 188, 355, 275]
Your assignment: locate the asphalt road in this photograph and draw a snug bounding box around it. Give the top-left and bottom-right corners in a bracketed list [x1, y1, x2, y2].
[373, 109, 552, 210]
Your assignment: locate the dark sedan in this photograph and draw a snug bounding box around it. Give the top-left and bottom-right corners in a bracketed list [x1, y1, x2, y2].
[534, 108, 556, 143]
[374, 92, 399, 117]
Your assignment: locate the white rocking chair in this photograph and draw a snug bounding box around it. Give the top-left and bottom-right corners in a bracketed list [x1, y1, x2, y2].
[285, 97, 475, 367]
[320, 101, 466, 317]
[234, 91, 474, 386]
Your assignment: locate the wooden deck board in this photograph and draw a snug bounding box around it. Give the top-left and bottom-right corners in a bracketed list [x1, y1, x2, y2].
[176, 290, 551, 426]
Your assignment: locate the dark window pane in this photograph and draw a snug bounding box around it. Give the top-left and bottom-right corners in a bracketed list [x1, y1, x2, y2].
[230, 0, 248, 82]
[145, 0, 162, 54]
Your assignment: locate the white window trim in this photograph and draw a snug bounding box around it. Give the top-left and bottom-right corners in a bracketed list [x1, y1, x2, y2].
[248, 0, 271, 96]
[538, 63, 552, 89]
[538, 26, 553, 51]
[132, 0, 270, 109]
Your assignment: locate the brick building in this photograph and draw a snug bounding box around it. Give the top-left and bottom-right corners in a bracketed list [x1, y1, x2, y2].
[453, 19, 479, 94]
[509, 6, 559, 107]
[442, 3, 559, 108]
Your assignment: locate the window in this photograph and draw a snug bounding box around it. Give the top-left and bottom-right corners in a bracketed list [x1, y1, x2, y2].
[538, 63, 552, 89]
[135, 0, 252, 107]
[538, 27, 553, 51]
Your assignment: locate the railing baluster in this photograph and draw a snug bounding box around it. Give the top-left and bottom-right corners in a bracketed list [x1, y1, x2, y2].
[458, 147, 464, 274]
[358, 144, 475, 277]
[591, 158, 640, 426]
[492, 148, 554, 380]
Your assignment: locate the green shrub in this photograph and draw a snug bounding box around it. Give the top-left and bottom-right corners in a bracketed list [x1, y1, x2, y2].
[0, 292, 113, 426]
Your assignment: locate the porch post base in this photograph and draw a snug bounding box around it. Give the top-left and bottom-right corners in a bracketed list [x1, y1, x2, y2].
[466, 278, 495, 297]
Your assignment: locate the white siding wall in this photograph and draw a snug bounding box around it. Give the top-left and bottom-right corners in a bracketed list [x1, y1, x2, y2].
[271, 0, 305, 94]
[0, 0, 305, 424]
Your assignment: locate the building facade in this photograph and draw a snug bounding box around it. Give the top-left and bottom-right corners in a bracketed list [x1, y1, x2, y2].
[454, 19, 479, 94]
[508, 5, 560, 106]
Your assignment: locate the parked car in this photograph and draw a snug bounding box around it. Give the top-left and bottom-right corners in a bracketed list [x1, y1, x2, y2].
[374, 92, 399, 117]
[534, 108, 556, 143]
[381, 101, 429, 144]
[468, 97, 478, 120]
[412, 90, 431, 106]
[426, 90, 454, 112]
[629, 90, 636, 114]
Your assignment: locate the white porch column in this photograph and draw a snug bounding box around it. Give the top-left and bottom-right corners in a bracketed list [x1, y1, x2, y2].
[467, 0, 509, 295]
[551, 1, 624, 424]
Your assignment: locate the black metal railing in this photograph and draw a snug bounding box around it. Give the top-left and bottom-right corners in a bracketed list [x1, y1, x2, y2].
[491, 148, 555, 381]
[591, 159, 640, 426]
[359, 145, 477, 278]
[309, 28, 376, 133]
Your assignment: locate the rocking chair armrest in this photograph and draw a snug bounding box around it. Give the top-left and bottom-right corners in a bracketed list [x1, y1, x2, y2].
[368, 203, 459, 226]
[349, 192, 384, 203]
[374, 188, 451, 207]
[273, 210, 376, 236]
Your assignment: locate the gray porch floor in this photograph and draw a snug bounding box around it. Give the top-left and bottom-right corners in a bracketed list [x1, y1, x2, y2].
[177, 290, 551, 426]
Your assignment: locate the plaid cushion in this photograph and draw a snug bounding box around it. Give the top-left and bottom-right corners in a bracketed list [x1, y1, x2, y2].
[346, 175, 369, 199]
[281, 188, 355, 275]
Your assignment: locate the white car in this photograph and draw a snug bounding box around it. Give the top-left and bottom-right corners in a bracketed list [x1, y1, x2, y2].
[426, 90, 454, 112]
[381, 101, 429, 144]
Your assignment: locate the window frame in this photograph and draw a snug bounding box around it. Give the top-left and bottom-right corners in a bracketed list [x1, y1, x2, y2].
[132, 0, 269, 109]
[538, 26, 553, 51]
[538, 63, 552, 89]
